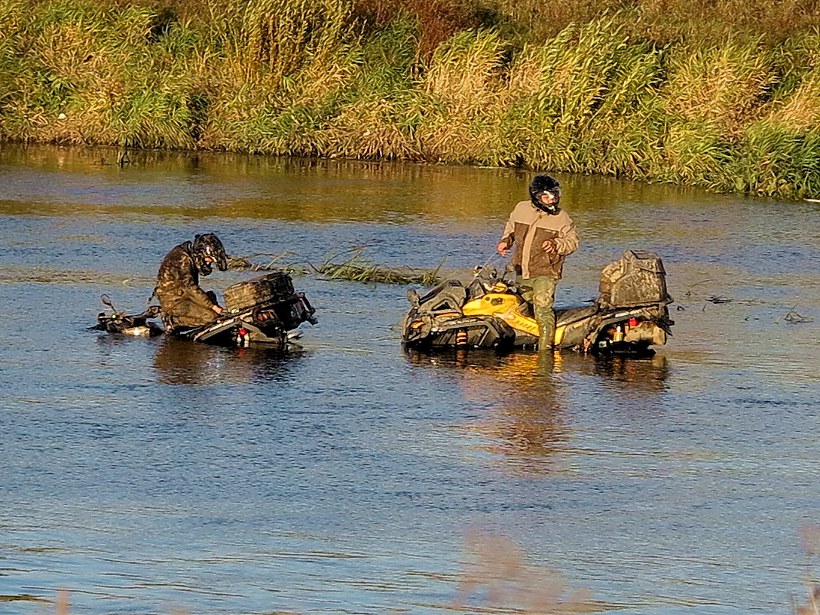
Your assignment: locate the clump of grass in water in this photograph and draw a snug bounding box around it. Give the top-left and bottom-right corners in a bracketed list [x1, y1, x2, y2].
[228, 246, 446, 285]
[227, 252, 309, 275]
[312, 245, 446, 285]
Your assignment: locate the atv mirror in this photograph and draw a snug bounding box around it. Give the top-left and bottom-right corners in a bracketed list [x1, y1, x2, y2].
[100, 294, 114, 309]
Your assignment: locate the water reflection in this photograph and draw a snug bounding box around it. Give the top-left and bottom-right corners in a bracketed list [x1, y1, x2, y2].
[405, 349, 670, 475]
[592, 353, 670, 393]
[406, 350, 570, 475]
[3, 144, 817, 615]
[480, 353, 569, 474]
[152, 337, 300, 385]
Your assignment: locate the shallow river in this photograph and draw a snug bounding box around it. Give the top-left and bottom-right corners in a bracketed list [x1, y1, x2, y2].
[0, 145, 818, 615]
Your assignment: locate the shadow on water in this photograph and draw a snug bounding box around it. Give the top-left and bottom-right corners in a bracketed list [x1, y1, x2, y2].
[590, 352, 670, 393]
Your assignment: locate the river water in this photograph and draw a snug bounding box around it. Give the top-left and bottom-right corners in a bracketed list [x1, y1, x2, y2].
[0, 145, 817, 615]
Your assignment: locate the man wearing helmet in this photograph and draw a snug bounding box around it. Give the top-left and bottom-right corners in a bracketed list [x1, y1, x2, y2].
[496, 175, 579, 351]
[153, 233, 229, 334]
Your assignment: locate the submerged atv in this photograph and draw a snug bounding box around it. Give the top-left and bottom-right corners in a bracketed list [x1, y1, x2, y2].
[93, 272, 316, 350]
[402, 250, 674, 356]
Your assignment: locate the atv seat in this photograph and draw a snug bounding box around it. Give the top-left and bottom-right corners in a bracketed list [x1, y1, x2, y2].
[555, 305, 599, 328]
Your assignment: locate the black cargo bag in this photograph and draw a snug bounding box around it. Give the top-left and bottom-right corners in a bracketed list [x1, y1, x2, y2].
[223, 272, 296, 312]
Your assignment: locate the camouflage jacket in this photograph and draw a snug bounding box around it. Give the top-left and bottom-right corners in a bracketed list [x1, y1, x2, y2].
[153, 241, 218, 312]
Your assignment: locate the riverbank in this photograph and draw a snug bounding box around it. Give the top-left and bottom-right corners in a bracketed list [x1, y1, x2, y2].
[2, 0, 819, 200]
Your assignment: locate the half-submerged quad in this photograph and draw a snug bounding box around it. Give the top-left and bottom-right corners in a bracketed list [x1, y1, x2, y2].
[93, 272, 316, 350]
[402, 250, 674, 356]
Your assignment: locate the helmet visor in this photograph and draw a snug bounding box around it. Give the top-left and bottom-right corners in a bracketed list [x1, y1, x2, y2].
[537, 189, 559, 205]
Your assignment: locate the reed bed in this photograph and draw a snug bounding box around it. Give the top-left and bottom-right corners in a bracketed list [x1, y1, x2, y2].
[2, 0, 820, 198]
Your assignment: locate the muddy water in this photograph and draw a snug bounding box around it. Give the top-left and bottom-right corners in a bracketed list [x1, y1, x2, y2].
[0, 145, 818, 615]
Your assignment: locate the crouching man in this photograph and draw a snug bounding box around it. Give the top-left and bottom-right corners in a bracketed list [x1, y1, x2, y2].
[153, 233, 228, 334]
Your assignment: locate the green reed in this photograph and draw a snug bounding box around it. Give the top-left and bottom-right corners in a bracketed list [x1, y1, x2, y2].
[1, 0, 820, 198]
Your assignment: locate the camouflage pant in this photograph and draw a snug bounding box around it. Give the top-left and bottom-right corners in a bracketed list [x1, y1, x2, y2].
[518, 275, 557, 350]
[160, 290, 219, 333]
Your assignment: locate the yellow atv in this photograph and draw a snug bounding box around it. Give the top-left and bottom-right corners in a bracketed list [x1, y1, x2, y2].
[402, 250, 674, 356]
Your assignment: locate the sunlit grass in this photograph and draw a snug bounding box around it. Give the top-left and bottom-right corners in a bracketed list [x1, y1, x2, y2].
[1, 0, 820, 198]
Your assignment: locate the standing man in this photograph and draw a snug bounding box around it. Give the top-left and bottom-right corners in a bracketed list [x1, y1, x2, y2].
[497, 175, 579, 351]
[153, 232, 228, 334]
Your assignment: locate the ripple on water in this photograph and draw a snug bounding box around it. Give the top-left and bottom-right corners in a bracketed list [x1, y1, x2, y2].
[0, 147, 817, 615]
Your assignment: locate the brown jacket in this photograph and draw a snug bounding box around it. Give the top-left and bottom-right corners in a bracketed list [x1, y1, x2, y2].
[500, 201, 579, 279]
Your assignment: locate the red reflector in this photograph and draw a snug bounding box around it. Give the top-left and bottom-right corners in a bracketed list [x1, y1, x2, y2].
[628, 318, 639, 327]
[238, 328, 248, 336]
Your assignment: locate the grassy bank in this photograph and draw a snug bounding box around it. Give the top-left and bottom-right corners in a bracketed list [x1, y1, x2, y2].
[1, 0, 820, 199]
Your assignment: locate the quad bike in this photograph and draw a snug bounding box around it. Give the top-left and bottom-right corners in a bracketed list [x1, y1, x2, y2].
[92, 272, 317, 350]
[401, 250, 674, 356]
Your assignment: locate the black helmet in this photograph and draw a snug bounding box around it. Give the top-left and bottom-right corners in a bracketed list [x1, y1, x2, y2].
[192, 233, 228, 276]
[529, 174, 561, 214]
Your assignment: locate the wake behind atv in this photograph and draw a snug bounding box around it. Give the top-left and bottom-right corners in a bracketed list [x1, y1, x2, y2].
[402, 250, 674, 356]
[94, 272, 316, 350]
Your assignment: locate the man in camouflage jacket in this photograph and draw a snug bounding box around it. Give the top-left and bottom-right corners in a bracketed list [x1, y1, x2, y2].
[154, 233, 228, 334]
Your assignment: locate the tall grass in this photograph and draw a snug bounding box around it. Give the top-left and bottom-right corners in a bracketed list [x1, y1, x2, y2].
[2, 0, 820, 198]
[498, 20, 667, 175]
[417, 28, 508, 162]
[0, 0, 205, 147]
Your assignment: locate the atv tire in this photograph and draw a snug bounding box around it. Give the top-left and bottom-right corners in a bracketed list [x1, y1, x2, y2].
[223, 272, 295, 312]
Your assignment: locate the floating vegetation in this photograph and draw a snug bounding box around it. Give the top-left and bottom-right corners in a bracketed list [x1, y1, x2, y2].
[0, 594, 47, 603]
[229, 246, 446, 286]
[310, 246, 446, 285]
[227, 253, 309, 275]
[707, 295, 732, 304]
[782, 307, 814, 324]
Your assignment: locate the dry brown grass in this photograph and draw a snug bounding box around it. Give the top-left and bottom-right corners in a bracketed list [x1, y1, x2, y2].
[3, 0, 820, 197]
[795, 524, 820, 615]
[453, 528, 595, 613]
[489, 0, 820, 46]
[352, 0, 481, 59]
[660, 38, 776, 137]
